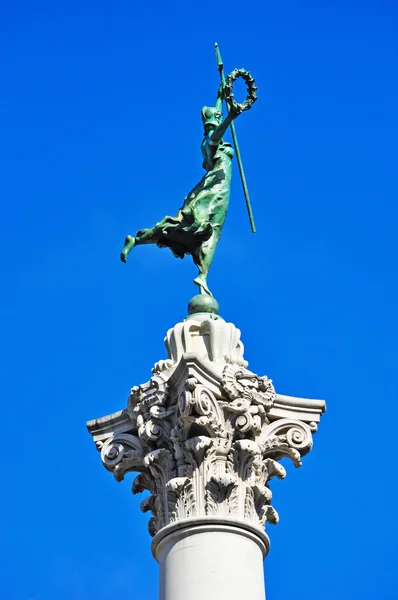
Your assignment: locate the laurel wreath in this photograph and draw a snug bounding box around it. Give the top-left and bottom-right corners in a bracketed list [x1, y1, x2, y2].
[223, 68, 258, 114]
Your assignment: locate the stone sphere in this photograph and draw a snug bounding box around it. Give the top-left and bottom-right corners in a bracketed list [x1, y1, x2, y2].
[188, 294, 219, 315]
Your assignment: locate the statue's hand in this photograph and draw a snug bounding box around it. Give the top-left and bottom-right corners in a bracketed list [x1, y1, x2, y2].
[229, 103, 243, 119]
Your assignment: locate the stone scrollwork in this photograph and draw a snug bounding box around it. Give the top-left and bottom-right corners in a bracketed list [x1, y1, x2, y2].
[221, 364, 276, 437]
[259, 419, 314, 467]
[87, 316, 325, 539]
[222, 364, 276, 410]
[100, 434, 146, 482]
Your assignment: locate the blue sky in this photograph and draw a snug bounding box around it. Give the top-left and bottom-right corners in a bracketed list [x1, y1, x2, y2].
[1, 1, 398, 598]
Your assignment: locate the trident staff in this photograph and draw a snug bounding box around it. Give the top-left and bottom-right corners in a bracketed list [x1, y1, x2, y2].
[215, 43, 257, 233]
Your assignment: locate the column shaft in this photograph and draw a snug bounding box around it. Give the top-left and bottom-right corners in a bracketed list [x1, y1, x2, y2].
[155, 523, 267, 600]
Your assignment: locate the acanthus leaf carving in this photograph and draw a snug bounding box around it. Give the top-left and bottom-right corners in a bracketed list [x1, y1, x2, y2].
[166, 477, 196, 523]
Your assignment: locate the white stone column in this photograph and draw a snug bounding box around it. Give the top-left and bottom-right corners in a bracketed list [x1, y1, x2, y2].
[87, 311, 325, 600]
[154, 521, 268, 600]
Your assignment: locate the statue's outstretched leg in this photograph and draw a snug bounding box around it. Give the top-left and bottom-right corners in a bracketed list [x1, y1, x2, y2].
[120, 235, 135, 263]
[120, 227, 160, 263]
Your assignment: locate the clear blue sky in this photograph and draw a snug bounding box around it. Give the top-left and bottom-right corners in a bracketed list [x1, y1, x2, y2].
[1, 1, 397, 598]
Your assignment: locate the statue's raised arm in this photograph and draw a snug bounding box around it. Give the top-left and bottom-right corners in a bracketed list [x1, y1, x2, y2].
[120, 58, 257, 298]
[207, 86, 240, 146]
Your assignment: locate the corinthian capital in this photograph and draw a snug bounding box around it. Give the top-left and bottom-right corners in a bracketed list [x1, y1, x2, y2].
[87, 313, 325, 542]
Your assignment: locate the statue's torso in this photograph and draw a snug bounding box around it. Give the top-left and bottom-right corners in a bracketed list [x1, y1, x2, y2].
[201, 136, 234, 173]
[177, 136, 235, 229]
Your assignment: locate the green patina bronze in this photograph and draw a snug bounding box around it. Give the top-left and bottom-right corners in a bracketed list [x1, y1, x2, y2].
[120, 44, 257, 297]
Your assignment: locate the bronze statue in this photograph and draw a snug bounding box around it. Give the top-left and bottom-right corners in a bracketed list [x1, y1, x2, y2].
[121, 46, 257, 297]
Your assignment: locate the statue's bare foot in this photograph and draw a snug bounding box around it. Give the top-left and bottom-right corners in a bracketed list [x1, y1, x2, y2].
[194, 274, 212, 296]
[120, 235, 135, 263]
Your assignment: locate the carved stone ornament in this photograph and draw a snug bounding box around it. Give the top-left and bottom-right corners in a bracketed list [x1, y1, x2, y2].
[87, 314, 325, 541]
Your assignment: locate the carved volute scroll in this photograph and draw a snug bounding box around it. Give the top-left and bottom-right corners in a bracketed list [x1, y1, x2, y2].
[87, 316, 325, 539]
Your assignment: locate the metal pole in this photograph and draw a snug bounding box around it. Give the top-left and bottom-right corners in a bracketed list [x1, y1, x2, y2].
[215, 43, 256, 233]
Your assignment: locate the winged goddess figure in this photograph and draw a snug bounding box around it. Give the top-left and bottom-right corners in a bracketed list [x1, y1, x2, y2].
[120, 60, 257, 297]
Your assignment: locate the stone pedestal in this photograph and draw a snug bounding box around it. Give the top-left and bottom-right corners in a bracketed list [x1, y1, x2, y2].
[87, 311, 325, 599]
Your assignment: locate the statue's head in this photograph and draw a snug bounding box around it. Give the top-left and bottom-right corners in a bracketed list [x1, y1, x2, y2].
[201, 106, 222, 131]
